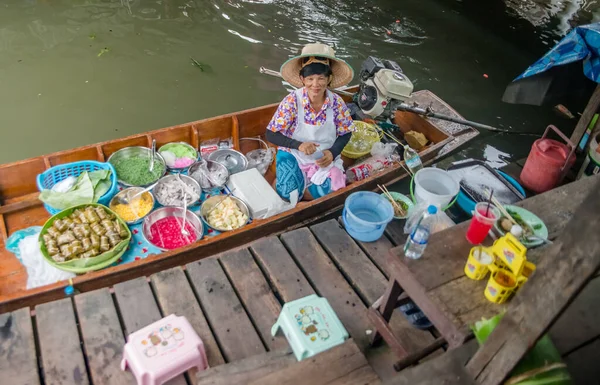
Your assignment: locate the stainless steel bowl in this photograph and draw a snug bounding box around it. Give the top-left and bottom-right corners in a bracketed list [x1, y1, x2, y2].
[188, 160, 229, 193]
[199, 195, 250, 232]
[208, 149, 248, 175]
[158, 142, 198, 172]
[142, 206, 204, 251]
[107, 146, 167, 187]
[109, 187, 156, 225]
[153, 174, 201, 207]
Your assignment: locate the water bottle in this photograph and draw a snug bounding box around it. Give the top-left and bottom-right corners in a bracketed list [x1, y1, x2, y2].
[403, 145, 423, 175]
[404, 205, 437, 259]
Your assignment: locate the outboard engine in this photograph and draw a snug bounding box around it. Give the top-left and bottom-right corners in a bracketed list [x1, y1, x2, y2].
[356, 56, 414, 121]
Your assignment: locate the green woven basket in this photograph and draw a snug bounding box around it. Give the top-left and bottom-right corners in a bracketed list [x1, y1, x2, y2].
[39, 203, 131, 273]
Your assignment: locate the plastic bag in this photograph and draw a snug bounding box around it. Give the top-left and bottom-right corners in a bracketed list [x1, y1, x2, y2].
[13, 229, 75, 289]
[247, 147, 275, 175]
[403, 203, 455, 235]
[371, 142, 398, 157]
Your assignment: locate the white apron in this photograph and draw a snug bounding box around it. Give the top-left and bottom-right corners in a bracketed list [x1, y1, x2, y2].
[290, 88, 344, 185]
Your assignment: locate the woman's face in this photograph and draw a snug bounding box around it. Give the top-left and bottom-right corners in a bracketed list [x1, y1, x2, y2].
[301, 74, 328, 99]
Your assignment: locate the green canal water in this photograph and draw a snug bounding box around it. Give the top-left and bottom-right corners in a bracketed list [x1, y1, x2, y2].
[0, 0, 588, 166]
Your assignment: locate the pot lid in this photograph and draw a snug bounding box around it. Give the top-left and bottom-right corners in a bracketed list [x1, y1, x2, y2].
[208, 149, 248, 174]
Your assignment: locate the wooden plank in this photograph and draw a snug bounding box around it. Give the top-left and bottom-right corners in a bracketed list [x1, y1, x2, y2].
[150, 267, 225, 367]
[384, 220, 406, 246]
[36, 299, 89, 385]
[248, 340, 378, 385]
[328, 365, 382, 385]
[186, 258, 265, 362]
[74, 288, 132, 385]
[393, 175, 599, 294]
[195, 349, 295, 385]
[249, 236, 316, 301]
[341, 218, 396, 278]
[564, 338, 600, 385]
[0, 307, 40, 385]
[280, 228, 373, 350]
[219, 248, 288, 351]
[311, 220, 434, 352]
[427, 276, 501, 328]
[113, 277, 163, 335]
[386, 341, 477, 385]
[549, 276, 600, 355]
[570, 84, 600, 145]
[113, 277, 187, 385]
[466, 178, 600, 385]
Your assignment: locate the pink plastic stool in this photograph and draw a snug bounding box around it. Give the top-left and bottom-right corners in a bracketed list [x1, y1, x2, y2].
[121, 314, 209, 385]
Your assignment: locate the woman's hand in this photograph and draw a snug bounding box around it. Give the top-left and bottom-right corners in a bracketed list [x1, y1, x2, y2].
[316, 150, 333, 168]
[299, 142, 318, 155]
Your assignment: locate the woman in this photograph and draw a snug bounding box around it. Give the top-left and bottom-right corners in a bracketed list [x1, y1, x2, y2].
[266, 43, 355, 201]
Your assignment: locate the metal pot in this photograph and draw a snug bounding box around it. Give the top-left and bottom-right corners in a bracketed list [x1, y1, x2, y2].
[199, 195, 250, 232]
[208, 149, 248, 175]
[107, 146, 167, 187]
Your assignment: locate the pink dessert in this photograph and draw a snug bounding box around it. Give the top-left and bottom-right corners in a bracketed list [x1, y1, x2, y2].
[149, 216, 197, 250]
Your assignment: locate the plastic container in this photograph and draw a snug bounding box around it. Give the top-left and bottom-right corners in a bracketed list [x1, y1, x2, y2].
[520, 125, 575, 194]
[466, 202, 500, 245]
[36, 161, 118, 215]
[226, 168, 282, 219]
[404, 205, 437, 259]
[413, 168, 459, 207]
[342, 191, 393, 242]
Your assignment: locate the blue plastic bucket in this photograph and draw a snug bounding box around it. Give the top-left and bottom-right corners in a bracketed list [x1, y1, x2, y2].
[342, 191, 393, 242]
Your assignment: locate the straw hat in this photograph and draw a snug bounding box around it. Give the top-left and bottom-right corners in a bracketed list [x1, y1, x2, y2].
[280, 43, 354, 89]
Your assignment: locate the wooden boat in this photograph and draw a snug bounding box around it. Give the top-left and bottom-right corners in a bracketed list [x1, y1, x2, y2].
[0, 88, 478, 312]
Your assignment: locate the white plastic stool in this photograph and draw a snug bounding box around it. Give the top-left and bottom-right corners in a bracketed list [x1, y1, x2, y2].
[121, 314, 209, 385]
[271, 294, 349, 361]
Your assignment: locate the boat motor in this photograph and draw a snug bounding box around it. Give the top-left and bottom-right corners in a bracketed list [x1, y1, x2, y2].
[356, 56, 414, 121]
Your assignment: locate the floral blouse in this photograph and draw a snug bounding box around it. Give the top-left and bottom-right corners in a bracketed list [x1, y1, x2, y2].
[267, 88, 354, 137]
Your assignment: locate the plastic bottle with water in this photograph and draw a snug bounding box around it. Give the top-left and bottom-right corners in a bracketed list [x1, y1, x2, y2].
[404, 205, 438, 259]
[403, 145, 423, 175]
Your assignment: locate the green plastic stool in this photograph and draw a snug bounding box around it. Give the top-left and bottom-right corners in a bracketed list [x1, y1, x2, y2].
[271, 294, 349, 361]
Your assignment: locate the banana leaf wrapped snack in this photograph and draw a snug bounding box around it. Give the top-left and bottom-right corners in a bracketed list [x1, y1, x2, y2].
[39, 204, 131, 268]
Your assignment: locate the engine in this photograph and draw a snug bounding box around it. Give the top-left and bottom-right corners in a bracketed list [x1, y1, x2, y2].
[356, 56, 414, 121]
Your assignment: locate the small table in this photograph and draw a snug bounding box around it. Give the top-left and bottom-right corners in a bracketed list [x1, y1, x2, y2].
[367, 175, 599, 370]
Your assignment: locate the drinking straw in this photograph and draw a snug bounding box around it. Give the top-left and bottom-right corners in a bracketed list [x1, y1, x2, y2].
[485, 189, 494, 217]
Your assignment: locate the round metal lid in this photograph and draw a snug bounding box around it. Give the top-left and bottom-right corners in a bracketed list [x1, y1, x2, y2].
[208, 149, 248, 174]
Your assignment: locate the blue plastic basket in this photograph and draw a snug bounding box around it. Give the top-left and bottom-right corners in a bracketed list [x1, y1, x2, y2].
[36, 161, 118, 215]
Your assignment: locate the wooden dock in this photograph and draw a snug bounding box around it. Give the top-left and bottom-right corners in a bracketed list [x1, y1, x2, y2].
[1, 176, 599, 384]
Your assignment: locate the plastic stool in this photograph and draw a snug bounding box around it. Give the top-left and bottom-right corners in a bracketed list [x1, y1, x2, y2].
[271, 294, 349, 361]
[121, 314, 209, 385]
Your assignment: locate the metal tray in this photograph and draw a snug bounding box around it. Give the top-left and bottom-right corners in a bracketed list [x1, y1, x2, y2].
[446, 160, 525, 205]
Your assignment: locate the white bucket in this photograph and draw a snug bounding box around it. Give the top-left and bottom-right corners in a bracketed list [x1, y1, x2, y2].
[414, 168, 459, 207]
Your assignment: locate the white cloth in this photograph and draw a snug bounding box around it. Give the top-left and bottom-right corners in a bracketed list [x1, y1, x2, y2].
[289, 88, 344, 186]
[19, 233, 75, 289]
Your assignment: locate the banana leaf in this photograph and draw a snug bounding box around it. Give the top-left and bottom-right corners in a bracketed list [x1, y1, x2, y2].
[39, 204, 131, 273]
[472, 313, 572, 385]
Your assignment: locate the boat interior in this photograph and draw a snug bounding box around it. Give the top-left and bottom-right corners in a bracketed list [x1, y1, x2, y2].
[0, 88, 472, 311]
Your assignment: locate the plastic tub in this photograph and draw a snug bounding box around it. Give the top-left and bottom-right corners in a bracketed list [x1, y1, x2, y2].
[342, 191, 393, 242]
[413, 168, 459, 207]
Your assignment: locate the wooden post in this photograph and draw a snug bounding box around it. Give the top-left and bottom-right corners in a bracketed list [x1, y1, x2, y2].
[465, 178, 600, 385]
[569, 84, 600, 147]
